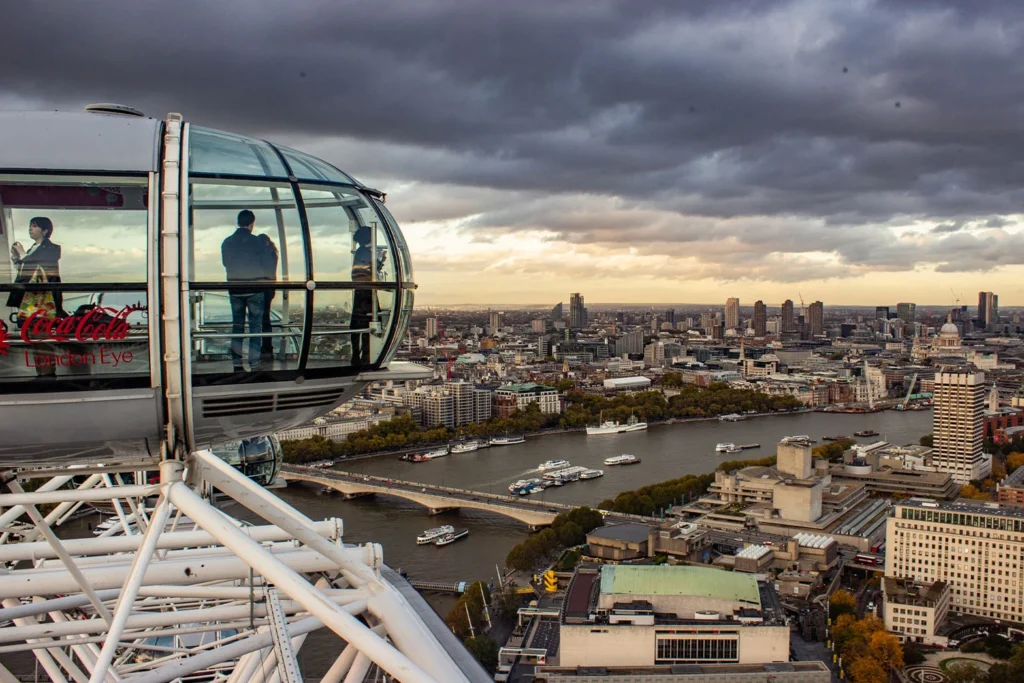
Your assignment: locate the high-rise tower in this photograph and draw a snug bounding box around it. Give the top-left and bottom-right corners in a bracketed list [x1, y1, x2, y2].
[725, 297, 740, 331]
[753, 300, 767, 337]
[569, 293, 587, 329]
[808, 301, 824, 337]
[781, 299, 795, 333]
[933, 369, 989, 483]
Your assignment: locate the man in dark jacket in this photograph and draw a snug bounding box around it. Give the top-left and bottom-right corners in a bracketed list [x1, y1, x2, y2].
[222, 210, 273, 372]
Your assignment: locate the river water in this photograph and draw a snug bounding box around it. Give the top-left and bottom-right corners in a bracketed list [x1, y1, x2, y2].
[277, 410, 932, 585]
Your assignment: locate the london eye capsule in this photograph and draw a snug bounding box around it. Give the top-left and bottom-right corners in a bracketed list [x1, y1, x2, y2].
[0, 107, 425, 465]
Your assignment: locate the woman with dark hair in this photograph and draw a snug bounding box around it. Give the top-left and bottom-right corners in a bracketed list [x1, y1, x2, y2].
[7, 217, 65, 378]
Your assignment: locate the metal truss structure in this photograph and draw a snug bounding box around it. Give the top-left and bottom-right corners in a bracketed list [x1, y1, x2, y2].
[0, 449, 475, 683]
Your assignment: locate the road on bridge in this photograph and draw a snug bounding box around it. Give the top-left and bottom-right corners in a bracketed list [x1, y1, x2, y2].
[281, 464, 658, 529]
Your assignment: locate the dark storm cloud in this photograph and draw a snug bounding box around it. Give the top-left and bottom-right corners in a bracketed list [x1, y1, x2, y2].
[3, 0, 1024, 275]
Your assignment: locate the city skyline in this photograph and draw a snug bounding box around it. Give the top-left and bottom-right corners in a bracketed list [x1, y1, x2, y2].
[4, 4, 1024, 305]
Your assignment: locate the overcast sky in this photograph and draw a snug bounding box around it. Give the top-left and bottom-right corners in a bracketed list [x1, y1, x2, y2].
[3, 0, 1024, 306]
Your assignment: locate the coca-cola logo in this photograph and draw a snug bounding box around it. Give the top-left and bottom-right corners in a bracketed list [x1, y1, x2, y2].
[20, 304, 145, 344]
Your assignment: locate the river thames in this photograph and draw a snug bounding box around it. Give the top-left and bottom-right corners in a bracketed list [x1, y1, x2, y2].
[258, 409, 932, 585]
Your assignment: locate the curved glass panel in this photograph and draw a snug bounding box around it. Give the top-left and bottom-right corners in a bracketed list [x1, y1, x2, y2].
[301, 185, 389, 282]
[277, 146, 354, 184]
[211, 435, 282, 487]
[190, 126, 288, 178]
[381, 289, 413, 367]
[190, 180, 305, 283]
[372, 199, 413, 282]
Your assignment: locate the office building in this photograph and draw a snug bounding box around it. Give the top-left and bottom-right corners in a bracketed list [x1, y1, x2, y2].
[424, 315, 439, 340]
[558, 565, 790, 668]
[978, 291, 999, 331]
[875, 306, 890, 320]
[725, 298, 740, 331]
[531, 318, 547, 334]
[488, 310, 504, 331]
[551, 301, 564, 323]
[897, 302, 916, 326]
[664, 309, 676, 325]
[405, 388, 455, 428]
[473, 387, 493, 422]
[493, 383, 560, 418]
[781, 300, 795, 333]
[753, 300, 767, 337]
[644, 342, 666, 367]
[933, 370, 990, 483]
[570, 293, 587, 329]
[808, 301, 824, 337]
[620, 327, 645, 356]
[886, 498, 1024, 623]
[446, 380, 476, 427]
[882, 577, 950, 646]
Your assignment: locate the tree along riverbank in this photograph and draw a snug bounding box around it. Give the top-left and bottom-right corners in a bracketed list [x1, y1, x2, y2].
[283, 384, 807, 464]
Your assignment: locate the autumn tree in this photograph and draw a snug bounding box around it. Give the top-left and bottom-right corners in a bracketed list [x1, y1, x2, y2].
[829, 589, 857, 619]
[1006, 452, 1024, 473]
[960, 483, 992, 501]
[869, 630, 904, 673]
[848, 657, 887, 683]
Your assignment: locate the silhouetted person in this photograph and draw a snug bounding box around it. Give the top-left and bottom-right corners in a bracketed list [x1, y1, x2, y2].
[222, 210, 273, 372]
[350, 226, 374, 368]
[257, 234, 279, 362]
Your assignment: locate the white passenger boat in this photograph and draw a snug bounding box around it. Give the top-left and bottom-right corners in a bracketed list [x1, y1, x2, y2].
[450, 441, 480, 454]
[489, 434, 525, 446]
[435, 529, 469, 546]
[586, 413, 647, 435]
[579, 468, 604, 480]
[538, 459, 571, 471]
[718, 413, 746, 422]
[416, 525, 455, 545]
[715, 443, 736, 453]
[604, 454, 640, 466]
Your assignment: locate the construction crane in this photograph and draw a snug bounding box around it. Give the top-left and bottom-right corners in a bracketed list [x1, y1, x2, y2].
[901, 372, 918, 410]
[798, 292, 806, 319]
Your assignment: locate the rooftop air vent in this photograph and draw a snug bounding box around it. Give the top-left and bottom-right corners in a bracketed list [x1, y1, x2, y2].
[83, 103, 146, 117]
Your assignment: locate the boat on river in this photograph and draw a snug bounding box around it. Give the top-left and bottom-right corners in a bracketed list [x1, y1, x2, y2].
[715, 442, 736, 453]
[604, 454, 640, 466]
[538, 459, 571, 471]
[586, 412, 647, 435]
[450, 441, 481, 454]
[579, 468, 604, 480]
[416, 525, 455, 545]
[409, 447, 449, 462]
[435, 529, 469, 546]
[718, 413, 746, 422]
[490, 434, 525, 446]
[854, 430, 879, 438]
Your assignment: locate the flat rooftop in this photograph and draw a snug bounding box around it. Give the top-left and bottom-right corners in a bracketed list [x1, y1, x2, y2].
[898, 497, 1024, 520]
[599, 565, 761, 606]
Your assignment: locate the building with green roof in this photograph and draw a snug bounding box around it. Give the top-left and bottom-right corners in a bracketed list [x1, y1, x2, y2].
[599, 565, 761, 609]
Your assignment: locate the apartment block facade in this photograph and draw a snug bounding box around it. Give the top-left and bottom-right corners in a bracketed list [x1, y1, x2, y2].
[886, 499, 1024, 623]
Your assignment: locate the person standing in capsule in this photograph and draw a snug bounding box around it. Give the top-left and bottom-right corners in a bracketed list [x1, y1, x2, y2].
[8, 217, 64, 378]
[222, 210, 275, 373]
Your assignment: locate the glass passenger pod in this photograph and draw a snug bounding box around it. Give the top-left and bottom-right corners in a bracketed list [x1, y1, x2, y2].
[210, 434, 283, 487]
[0, 111, 419, 466]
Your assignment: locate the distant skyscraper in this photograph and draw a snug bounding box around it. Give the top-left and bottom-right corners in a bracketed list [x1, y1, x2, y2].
[978, 291, 999, 331]
[531, 318, 546, 334]
[752, 300, 767, 337]
[664, 309, 676, 325]
[933, 369, 989, 483]
[569, 293, 587, 329]
[725, 297, 740, 330]
[551, 302, 564, 322]
[488, 310, 504, 331]
[781, 299, 795, 333]
[808, 301, 824, 337]
[875, 306, 889, 320]
[425, 315, 439, 340]
[896, 302, 916, 326]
